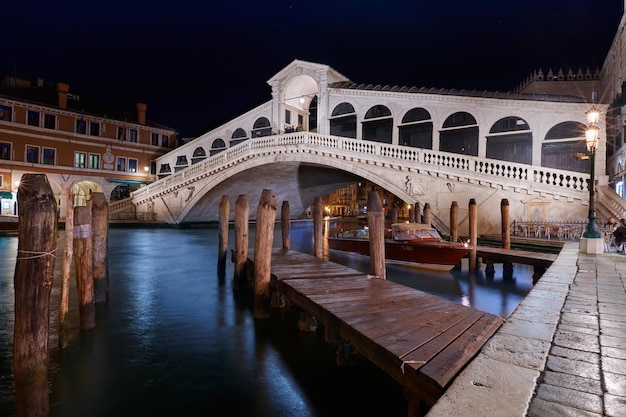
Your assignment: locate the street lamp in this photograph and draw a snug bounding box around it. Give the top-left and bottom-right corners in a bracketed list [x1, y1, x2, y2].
[583, 105, 601, 239]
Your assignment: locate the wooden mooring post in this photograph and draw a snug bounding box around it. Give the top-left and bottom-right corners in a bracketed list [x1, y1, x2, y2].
[91, 192, 109, 303]
[281, 200, 290, 249]
[468, 198, 478, 272]
[313, 196, 323, 259]
[13, 173, 57, 417]
[390, 205, 398, 224]
[422, 202, 431, 226]
[74, 204, 95, 330]
[253, 189, 277, 318]
[449, 201, 458, 243]
[367, 190, 386, 280]
[59, 186, 74, 349]
[218, 195, 229, 277]
[233, 194, 249, 291]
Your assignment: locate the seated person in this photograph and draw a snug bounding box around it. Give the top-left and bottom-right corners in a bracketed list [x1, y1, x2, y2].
[605, 217, 618, 229]
[613, 219, 626, 248]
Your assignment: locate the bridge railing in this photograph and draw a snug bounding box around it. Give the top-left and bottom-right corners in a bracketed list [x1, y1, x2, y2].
[133, 132, 590, 203]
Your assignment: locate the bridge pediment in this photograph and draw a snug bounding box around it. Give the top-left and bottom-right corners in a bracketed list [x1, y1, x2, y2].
[267, 59, 350, 86]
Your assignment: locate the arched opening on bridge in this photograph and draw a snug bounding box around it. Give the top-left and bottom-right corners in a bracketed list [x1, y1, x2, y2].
[230, 128, 248, 147]
[175, 155, 189, 172]
[210, 138, 226, 156]
[399, 107, 433, 148]
[542, 121, 588, 173]
[486, 116, 532, 164]
[282, 75, 319, 133]
[252, 117, 271, 138]
[440, 111, 479, 156]
[363, 105, 393, 143]
[191, 146, 207, 164]
[330, 102, 357, 138]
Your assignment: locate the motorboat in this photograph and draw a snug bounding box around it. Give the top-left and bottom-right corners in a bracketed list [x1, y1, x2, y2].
[327, 222, 471, 271]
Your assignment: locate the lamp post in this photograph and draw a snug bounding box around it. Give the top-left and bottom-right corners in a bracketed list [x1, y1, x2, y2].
[583, 105, 601, 239]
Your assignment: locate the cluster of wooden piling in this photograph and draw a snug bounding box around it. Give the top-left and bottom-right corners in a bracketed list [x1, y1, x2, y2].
[12, 173, 109, 417]
[221, 190, 524, 318]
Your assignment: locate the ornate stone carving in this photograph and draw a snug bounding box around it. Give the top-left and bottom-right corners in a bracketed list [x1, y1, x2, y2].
[405, 176, 424, 196]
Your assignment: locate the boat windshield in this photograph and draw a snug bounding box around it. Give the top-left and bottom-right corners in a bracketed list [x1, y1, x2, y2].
[391, 223, 442, 240]
[338, 229, 369, 239]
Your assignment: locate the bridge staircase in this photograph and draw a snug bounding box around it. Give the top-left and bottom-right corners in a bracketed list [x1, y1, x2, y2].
[597, 185, 626, 222]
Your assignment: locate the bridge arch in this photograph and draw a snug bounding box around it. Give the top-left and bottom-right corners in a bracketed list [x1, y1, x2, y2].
[173, 152, 417, 225]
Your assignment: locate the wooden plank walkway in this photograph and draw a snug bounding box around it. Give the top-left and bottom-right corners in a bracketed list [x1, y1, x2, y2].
[270, 249, 504, 411]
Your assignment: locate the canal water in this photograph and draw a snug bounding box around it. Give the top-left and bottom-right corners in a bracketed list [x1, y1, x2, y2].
[0, 220, 535, 417]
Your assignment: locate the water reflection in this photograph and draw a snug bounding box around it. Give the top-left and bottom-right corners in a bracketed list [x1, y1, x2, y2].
[0, 220, 536, 417]
[322, 219, 534, 318]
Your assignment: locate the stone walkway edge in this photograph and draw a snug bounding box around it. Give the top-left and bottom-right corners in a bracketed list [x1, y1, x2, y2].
[426, 241, 626, 417]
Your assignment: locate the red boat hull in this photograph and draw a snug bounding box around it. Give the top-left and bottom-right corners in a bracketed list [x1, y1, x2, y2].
[327, 237, 469, 271]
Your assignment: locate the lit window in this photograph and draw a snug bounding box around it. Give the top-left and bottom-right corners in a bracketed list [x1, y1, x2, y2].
[26, 145, 40, 163]
[42, 148, 56, 165]
[128, 158, 138, 172]
[89, 154, 100, 169]
[75, 152, 86, 168]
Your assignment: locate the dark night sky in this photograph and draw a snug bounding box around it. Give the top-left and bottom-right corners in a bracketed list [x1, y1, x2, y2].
[3, 0, 624, 138]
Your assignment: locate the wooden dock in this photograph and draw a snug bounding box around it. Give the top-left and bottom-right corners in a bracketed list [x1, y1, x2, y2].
[270, 249, 504, 415]
[476, 245, 557, 268]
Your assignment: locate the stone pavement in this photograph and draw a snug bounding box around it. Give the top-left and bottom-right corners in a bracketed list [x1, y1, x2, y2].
[426, 242, 626, 417]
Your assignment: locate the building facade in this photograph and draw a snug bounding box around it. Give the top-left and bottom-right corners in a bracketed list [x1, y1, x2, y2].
[0, 75, 176, 219]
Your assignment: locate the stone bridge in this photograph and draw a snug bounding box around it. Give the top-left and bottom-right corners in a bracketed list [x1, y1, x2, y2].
[125, 132, 615, 235]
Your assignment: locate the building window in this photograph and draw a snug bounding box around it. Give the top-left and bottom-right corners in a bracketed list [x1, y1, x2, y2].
[75, 152, 86, 168]
[0, 142, 10, 160]
[76, 118, 86, 134]
[151, 132, 159, 146]
[44, 113, 56, 129]
[89, 153, 100, 169]
[127, 129, 138, 143]
[27, 110, 40, 127]
[117, 126, 126, 141]
[0, 105, 12, 122]
[128, 158, 138, 172]
[42, 147, 56, 165]
[26, 145, 40, 163]
[116, 157, 126, 172]
[90, 121, 100, 137]
[285, 109, 291, 125]
[161, 135, 169, 147]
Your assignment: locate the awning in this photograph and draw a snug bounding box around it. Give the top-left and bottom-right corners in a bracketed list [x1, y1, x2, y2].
[0, 191, 13, 199]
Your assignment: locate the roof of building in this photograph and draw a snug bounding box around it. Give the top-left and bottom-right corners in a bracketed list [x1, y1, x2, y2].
[328, 81, 590, 103]
[0, 75, 176, 131]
